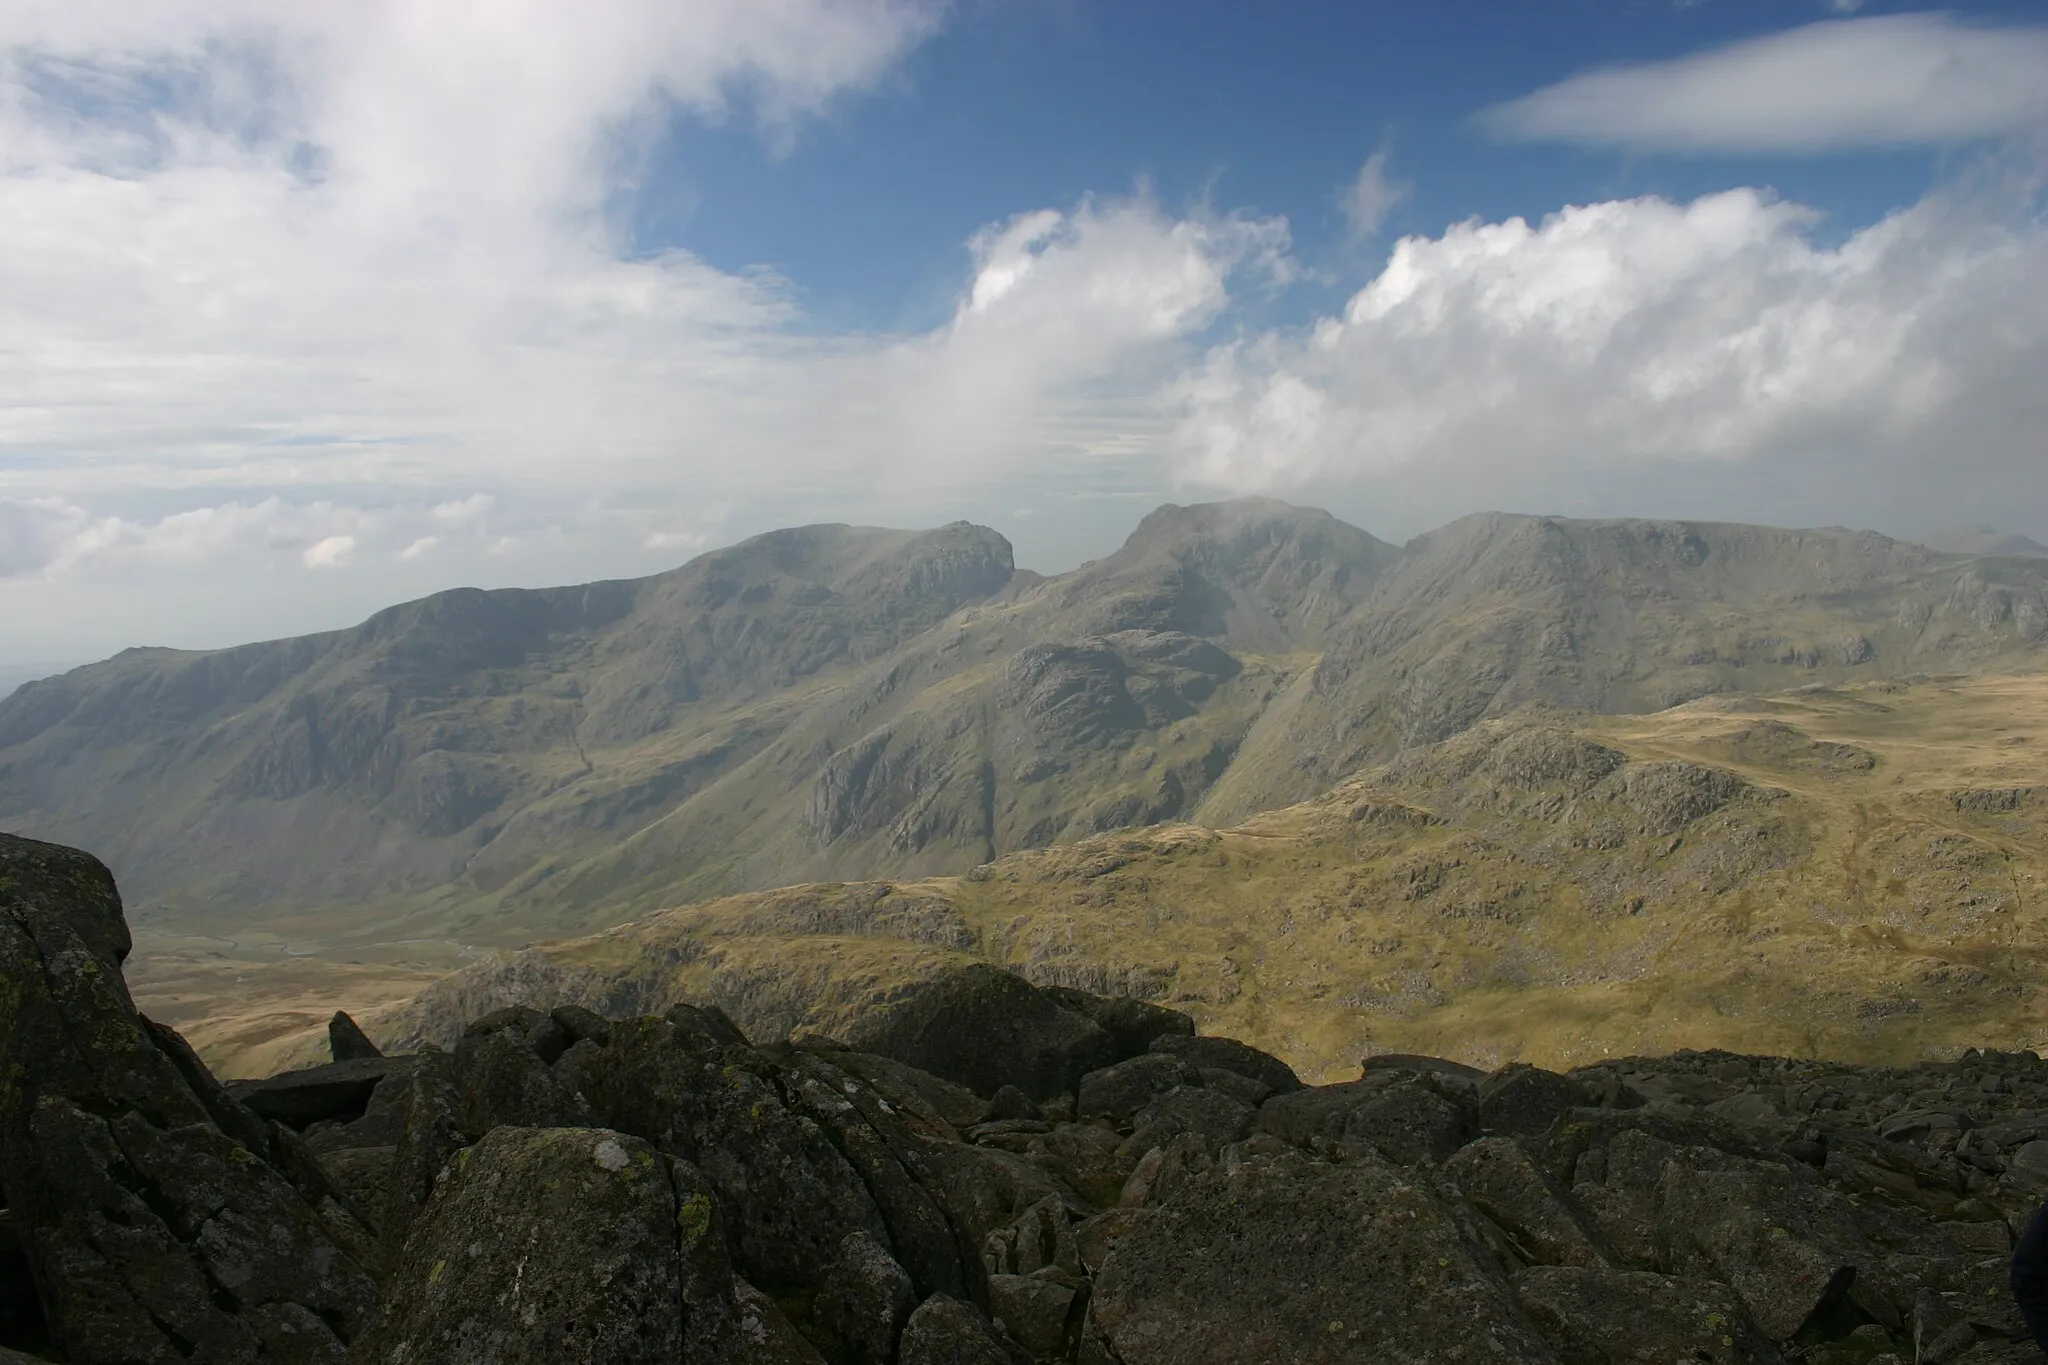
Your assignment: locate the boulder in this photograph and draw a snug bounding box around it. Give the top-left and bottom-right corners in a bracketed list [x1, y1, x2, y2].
[1147, 1033, 1301, 1093]
[1077, 1054, 1195, 1124]
[815, 1231, 917, 1365]
[1036, 1122, 1132, 1208]
[549, 1002, 612, 1047]
[1659, 1158, 1900, 1339]
[823, 1046, 992, 1130]
[777, 1052, 969, 1300]
[691, 1053, 893, 1291]
[377, 1045, 466, 1261]
[841, 964, 1116, 1101]
[987, 1084, 1044, 1122]
[1131, 1085, 1256, 1149]
[898, 1294, 1029, 1365]
[1515, 1266, 1786, 1364]
[669, 1157, 753, 1363]
[574, 1026, 891, 1293]
[1257, 1076, 1470, 1164]
[352, 1127, 684, 1364]
[1446, 1136, 1617, 1269]
[1363, 1053, 1487, 1086]
[1092, 1153, 1558, 1363]
[329, 1010, 382, 1062]
[734, 1280, 830, 1363]
[451, 1023, 587, 1135]
[1037, 986, 1195, 1060]
[1479, 1063, 1595, 1140]
[319, 1146, 397, 1231]
[0, 831, 377, 1364]
[228, 1057, 405, 1129]
[987, 1272, 1079, 1356]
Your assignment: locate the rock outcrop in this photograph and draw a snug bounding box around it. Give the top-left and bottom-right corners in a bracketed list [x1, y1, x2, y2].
[0, 833, 378, 1362]
[8, 831, 2048, 1364]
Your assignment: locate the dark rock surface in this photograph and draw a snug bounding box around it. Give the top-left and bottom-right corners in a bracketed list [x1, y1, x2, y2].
[840, 963, 1116, 1100]
[12, 832, 2048, 1364]
[328, 1010, 382, 1062]
[353, 1126, 685, 1364]
[0, 832, 378, 1363]
[228, 1056, 408, 1128]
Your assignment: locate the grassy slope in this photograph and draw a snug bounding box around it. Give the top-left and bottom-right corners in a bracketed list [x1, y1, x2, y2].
[164, 673, 2048, 1081]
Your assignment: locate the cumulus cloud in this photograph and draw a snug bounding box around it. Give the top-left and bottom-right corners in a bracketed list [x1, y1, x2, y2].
[0, 0, 942, 505]
[839, 196, 1291, 496]
[0, 1, 1279, 566]
[1169, 186, 2048, 511]
[1480, 13, 2048, 153]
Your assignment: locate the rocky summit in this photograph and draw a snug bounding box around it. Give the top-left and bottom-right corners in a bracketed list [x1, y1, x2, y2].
[10, 833, 2048, 1364]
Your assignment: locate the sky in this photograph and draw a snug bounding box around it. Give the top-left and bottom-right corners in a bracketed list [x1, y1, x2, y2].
[1, 0, 2046, 671]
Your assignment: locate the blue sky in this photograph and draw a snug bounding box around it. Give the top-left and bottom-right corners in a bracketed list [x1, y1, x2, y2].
[662, 1, 1992, 328]
[0, 0, 2044, 668]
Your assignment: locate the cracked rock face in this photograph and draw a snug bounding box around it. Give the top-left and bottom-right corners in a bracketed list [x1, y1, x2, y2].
[15, 829, 2048, 1365]
[350, 1127, 687, 1365]
[0, 832, 378, 1363]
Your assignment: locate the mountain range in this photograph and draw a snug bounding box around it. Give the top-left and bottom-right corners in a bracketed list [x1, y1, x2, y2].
[3, 499, 2045, 964]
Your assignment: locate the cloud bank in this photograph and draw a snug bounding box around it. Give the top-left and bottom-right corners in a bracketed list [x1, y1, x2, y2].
[1, 3, 2045, 661]
[1170, 186, 2048, 512]
[1481, 13, 2048, 153]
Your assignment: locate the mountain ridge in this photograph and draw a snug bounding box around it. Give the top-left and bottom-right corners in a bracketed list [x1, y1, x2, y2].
[2, 500, 2044, 956]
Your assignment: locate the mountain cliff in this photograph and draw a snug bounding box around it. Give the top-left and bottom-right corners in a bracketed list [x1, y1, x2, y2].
[2, 501, 2044, 952]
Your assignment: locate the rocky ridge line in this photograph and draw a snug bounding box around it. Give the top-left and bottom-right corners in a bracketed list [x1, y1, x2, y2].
[7, 830, 2048, 1363]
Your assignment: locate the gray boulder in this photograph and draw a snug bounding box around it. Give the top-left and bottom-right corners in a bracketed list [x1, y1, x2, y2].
[1659, 1158, 1900, 1339]
[987, 1271, 1079, 1356]
[899, 1293, 1029, 1365]
[1257, 1076, 1470, 1164]
[1478, 1063, 1594, 1140]
[1078, 1054, 1195, 1124]
[0, 831, 377, 1364]
[1037, 986, 1195, 1059]
[351, 1127, 683, 1364]
[815, 1231, 917, 1365]
[1092, 1153, 1558, 1363]
[229, 1057, 406, 1128]
[1131, 1084, 1256, 1149]
[1147, 1033, 1302, 1093]
[1446, 1136, 1617, 1269]
[842, 964, 1116, 1100]
[329, 1010, 383, 1062]
[1515, 1265, 1785, 1364]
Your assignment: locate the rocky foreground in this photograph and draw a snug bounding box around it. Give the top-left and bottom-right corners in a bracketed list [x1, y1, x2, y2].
[8, 832, 2048, 1364]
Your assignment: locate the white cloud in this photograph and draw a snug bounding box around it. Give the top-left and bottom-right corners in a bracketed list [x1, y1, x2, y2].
[2, 2, 2045, 665]
[1480, 13, 2048, 153]
[0, 0, 945, 510]
[302, 534, 354, 569]
[0, 2, 1282, 590]
[0, 493, 504, 580]
[1338, 148, 1409, 239]
[1169, 186, 2048, 510]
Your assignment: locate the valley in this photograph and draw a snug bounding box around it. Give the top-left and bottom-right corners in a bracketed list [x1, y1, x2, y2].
[136, 671, 2048, 1082]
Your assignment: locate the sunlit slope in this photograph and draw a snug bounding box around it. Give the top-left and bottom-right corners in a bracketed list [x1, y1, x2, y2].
[293, 674, 2048, 1086]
